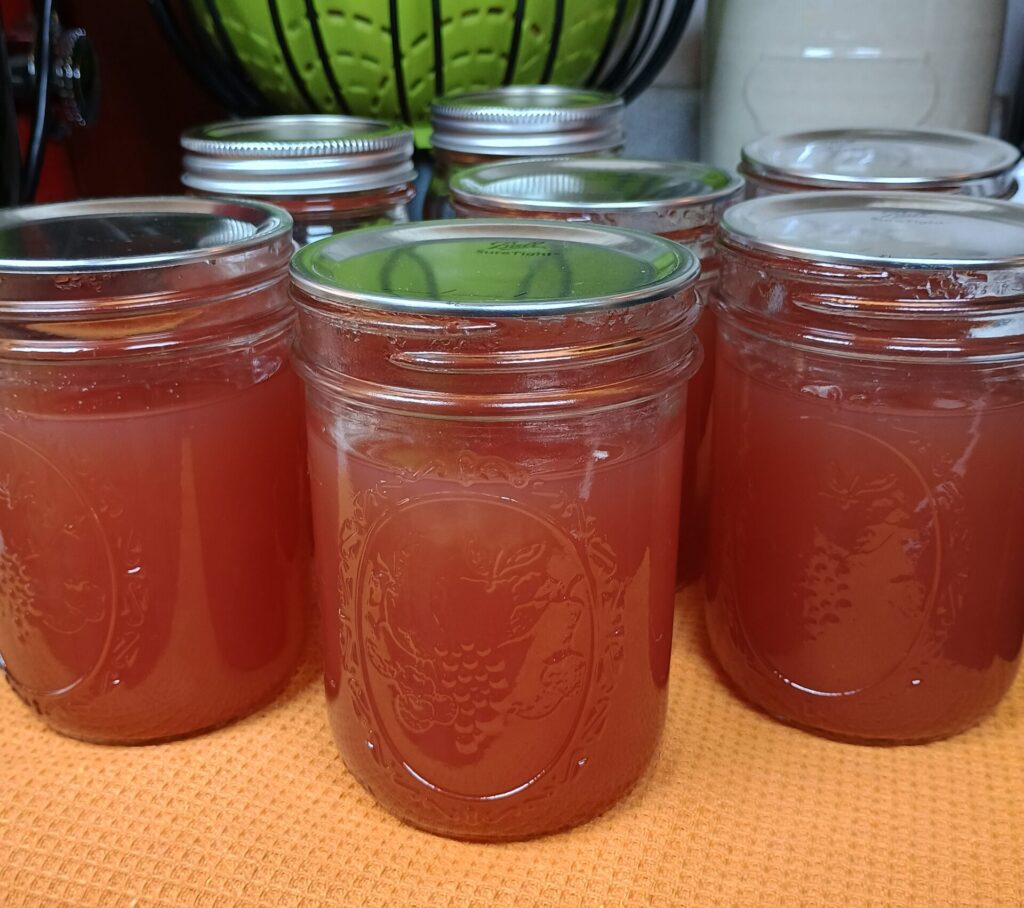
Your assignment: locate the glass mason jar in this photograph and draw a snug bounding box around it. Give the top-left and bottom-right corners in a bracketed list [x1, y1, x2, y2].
[425, 86, 625, 220]
[740, 128, 1020, 199]
[0, 198, 309, 743]
[182, 115, 417, 246]
[450, 157, 744, 588]
[708, 191, 1024, 743]
[292, 220, 701, 839]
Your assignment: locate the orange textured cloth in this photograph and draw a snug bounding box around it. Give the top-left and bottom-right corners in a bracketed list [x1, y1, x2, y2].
[1, 589, 1022, 907]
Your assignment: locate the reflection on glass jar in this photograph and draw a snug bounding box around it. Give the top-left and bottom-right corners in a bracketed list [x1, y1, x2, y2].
[292, 219, 701, 839]
[0, 198, 309, 743]
[426, 86, 625, 220]
[182, 115, 416, 245]
[709, 192, 1024, 743]
[450, 157, 744, 588]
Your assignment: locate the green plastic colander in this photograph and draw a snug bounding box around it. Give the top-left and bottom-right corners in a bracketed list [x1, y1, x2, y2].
[153, 1, 694, 138]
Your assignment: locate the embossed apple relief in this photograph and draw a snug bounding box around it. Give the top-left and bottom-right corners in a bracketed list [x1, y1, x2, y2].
[357, 495, 594, 799]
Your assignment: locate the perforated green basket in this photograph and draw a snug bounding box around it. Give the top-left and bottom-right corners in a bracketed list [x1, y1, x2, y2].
[174, 0, 688, 141]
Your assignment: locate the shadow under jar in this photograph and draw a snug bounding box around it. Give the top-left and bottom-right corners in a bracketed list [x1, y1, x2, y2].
[182, 116, 417, 246]
[739, 128, 1020, 200]
[425, 86, 625, 220]
[0, 198, 309, 743]
[291, 219, 701, 839]
[450, 157, 745, 588]
[708, 191, 1024, 743]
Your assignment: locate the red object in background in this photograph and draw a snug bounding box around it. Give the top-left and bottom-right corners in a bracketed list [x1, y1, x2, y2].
[59, 0, 223, 197]
[2, 0, 224, 202]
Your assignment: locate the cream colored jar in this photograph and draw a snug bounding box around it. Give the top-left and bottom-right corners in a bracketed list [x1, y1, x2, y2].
[702, 0, 1007, 168]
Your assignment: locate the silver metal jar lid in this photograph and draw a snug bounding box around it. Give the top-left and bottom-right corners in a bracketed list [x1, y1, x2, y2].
[450, 158, 743, 216]
[740, 128, 1021, 197]
[291, 218, 699, 317]
[0, 195, 292, 273]
[430, 86, 625, 156]
[720, 192, 1024, 269]
[181, 115, 417, 197]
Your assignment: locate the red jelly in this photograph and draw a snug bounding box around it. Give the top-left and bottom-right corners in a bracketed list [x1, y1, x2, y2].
[292, 219, 701, 838]
[0, 198, 309, 743]
[708, 192, 1024, 742]
[449, 158, 744, 586]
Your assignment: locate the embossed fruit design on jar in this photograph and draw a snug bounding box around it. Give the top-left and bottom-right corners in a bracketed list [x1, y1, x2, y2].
[292, 219, 701, 838]
[0, 198, 309, 743]
[450, 157, 745, 587]
[708, 192, 1024, 742]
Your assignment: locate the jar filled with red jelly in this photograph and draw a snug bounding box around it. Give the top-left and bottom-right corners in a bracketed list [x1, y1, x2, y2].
[182, 115, 416, 246]
[450, 157, 744, 587]
[292, 219, 701, 839]
[0, 197, 309, 743]
[709, 191, 1024, 743]
[740, 128, 1020, 199]
[426, 86, 625, 219]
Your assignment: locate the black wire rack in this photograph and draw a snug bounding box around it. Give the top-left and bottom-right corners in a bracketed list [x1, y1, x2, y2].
[146, 0, 696, 121]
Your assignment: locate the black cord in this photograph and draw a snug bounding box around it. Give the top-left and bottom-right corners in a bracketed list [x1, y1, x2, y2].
[613, 0, 666, 94]
[305, 0, 350, 113]
[146, 0, 251, 112]
[268, 0, 317, 111]
[596, 0, 655, 92]
[621, 0, 696, 101]
[20, 0, 53, 203]
[502, 0, 526, 85]
[431, 0, 445, 97]
[540, 0, 565, 84]
[585, 0, 629, 88]
[0, 8, 21, 206]
[388, 0, 412, 124]
[200, 0, 272, 113]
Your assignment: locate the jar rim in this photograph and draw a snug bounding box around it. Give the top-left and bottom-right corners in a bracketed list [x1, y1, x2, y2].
[740, 127, 1020, 194]
[290, 218, 701, 317]
[0, 196, 293, 273]
[450, 158, 745, 214]
[181, 116, 417, 196]
[431, 86, 622, 123]
[181, 115, 412, 158]
[430, 85, 624, 155]
[721, 191, 1024, 269]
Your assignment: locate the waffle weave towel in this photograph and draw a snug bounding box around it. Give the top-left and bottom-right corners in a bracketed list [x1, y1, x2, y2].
[2, 589, 1021, 907]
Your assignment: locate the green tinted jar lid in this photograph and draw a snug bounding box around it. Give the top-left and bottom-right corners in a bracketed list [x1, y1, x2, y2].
[451, 158, 744, 214]
[291, 218, 700, 316]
